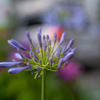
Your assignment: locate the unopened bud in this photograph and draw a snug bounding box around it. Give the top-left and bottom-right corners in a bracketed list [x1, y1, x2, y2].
[27, 62, 33, 74]
[59, 32, 66, 46]
[37, 65, 40, 73]
[57, 58, 63, 70]
[50, 58, 53, 67]
[53, 33, 57, 44]
[26, 31, 32, 44]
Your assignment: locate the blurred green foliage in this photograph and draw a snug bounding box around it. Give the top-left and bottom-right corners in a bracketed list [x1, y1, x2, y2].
[0, 70, 80, 100]
[0, 69, 100, 100]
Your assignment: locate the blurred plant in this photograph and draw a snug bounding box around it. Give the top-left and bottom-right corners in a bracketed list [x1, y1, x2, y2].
[0, 26, 76, 100]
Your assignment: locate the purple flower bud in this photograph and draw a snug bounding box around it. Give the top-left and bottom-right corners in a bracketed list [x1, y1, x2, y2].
[57, 58, 63, 70]
[8, 66, 28, 74]
[71, 47, 77, 53]
[63, 52, 74, 63]
[46, 35, 49, 41]
[59, 32, 66, 45]
[0, 62, 21, 68]
[8, 40, 17, 48]
[37, 65, 40, 73]
[66, 39, 74, 50]
[10, 39, 27, 51]
[27, 62, 33, 74]
[43, 43, 47, 52]
[50, 58, 53, 67]
[38, 26, 41, 34]
[62, 45, 66, 52]
[43, 35, 45, 41]
[64, 48, 72, 55]
[48, 39, 51, 46]
[17, 48, 26, 59]
[26, 31, 32, 44]
[14, 53, 23, 60]
[47, 47, 50, 53]
[43, 40, 46, 45]
[39, 59, 42, 65]
[33, 58, 35, 61]
[37, 33, 42, 48]
[53, 33, 57, 44]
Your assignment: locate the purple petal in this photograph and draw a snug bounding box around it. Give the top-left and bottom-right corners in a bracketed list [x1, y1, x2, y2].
[37, 33, 42, 48]
[0, 62, 21, 68]
[64, 48, 72, 55]
[17, 48, 26, 59]
[8, 66, 28, 74]
[39, 59, 42, 65]
[48, 39, 51, 46]
[66, 39, 74, 50]
[43, 43, 47, 52]
[63, 52, 74, 62]
[14, 53, 23, 60]
[57, 58, 63, 70]
[59, 32, 66, 45]
[27, 62, 33, 74]
[47, 46, 50, 53]
[26, 31, 32, 44]
[37, 65, 40, 73]
[11, 39, 27, 51]
[46, 35, 49, 41]
[50, 58, 53, 67]
[38, 26, 42, 34]
[53, 33, 57, 44]
[71, 47, 77, 53]
[8, 40, 17, 48]
[43, 35, 45, 41]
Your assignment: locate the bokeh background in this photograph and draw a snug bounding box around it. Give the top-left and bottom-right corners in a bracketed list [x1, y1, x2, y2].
[0, 0, 100, 100]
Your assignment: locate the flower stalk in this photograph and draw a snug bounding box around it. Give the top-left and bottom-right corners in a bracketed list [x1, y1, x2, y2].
[41, 69, 46, 100]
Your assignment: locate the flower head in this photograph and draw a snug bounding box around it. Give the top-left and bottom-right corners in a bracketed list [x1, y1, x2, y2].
[0, 26, 76, 78]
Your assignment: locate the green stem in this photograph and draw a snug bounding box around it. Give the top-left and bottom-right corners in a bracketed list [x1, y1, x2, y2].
[41, 69, 46, 100]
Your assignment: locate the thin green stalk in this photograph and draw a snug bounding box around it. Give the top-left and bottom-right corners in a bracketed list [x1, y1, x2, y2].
[41, 69, 46, 100]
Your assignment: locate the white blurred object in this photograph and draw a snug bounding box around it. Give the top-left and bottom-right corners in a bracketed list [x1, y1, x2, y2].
[0, 0, 13, 28]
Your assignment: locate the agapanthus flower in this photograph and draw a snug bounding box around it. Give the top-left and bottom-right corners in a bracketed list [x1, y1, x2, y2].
[0, 26, 76, 79]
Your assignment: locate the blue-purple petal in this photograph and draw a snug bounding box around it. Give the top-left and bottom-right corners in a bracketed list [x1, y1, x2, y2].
[0, 62, 21, 68]
[66, 39, 74, 50]
[38, 26, 42, 34]
[8, 40, 17, 48]
[37, 33, 42, 48]
[27, 62, 33, 73]
[53, 33, 57, 44]
[8, 66, 28, 74]
[26, 31, 32, 44]
[57, 58, 63, 70]
[11, 39, 27, 51]
[63, 52, 74, 62]
[71, 47, 77, 53]
[59, 32, 66, 45]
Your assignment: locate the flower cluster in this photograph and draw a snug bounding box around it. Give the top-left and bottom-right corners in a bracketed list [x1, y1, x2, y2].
[0, 26, 76, 78]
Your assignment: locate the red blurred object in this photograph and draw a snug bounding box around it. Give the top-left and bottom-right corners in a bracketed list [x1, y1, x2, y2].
[49, 26, 64, 41]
